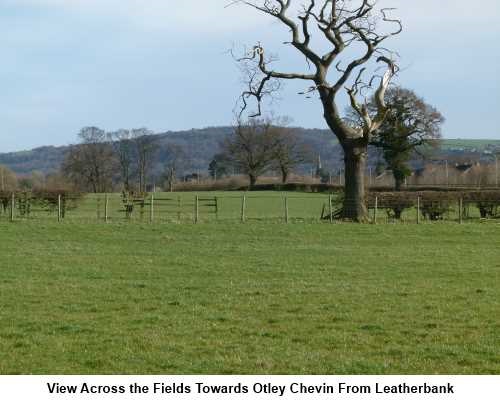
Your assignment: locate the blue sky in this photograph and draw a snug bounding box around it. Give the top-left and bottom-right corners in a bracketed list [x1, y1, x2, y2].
[1, 0, 499, 152]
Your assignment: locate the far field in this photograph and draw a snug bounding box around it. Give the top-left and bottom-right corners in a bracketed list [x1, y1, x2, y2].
[2, 190, 497, 224]
[0, 220, 499, 374]
[441, 139, 500, 151]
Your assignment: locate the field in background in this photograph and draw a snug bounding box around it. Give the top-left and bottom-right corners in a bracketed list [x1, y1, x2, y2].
[441, 139, 500, 151]
[77, 191, 330, 223]
[0, 221, 499, 374]
[2, 191, 500, 224]
[0, 191, 328, 223]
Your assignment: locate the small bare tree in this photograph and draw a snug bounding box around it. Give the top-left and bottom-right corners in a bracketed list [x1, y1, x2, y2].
[163, 144, 187, 192]
[0, 165, 17, 191]
[132, 128, 157, 194]
[233, 0, 402, 220]
[110, 129, 135, 192]
[270, 120, 312, 183]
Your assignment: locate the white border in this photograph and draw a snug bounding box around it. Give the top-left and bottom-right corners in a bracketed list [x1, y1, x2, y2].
[0, 375, 498, 404]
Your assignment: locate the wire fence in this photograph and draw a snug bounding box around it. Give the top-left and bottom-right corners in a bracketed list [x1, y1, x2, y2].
[1, 192, 500, 224]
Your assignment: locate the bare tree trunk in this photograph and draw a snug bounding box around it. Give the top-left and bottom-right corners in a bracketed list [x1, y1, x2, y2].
[249, 174, 257, 189]
[168, 168, 175, 192]
[281, 168, 289, 184]
[341, 145, 368, 222]
[123, 167, 130, 192]
[139, 170, 145, 194]
[394, 172, 405, 192]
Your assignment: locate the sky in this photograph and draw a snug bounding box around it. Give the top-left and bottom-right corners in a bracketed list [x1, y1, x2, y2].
[1, 0, 499, 152]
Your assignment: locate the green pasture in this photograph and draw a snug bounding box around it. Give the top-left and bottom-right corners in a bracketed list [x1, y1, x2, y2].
[0, 221, 499, 374]
[0, 191, 497, 224]
[1, 191, 329, 223]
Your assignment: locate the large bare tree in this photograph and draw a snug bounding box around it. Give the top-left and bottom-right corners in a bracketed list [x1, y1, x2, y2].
[233, 0, 402, 220]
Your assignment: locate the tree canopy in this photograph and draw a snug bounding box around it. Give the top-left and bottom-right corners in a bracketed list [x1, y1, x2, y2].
[368, 87, 445, 190]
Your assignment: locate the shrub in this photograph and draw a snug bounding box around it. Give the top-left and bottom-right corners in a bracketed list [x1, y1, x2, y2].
[476, 202, 500, 219]
[367, 192, 415, 219]
[368, 190, 500, 221]
[0, 189, 84, 218]
[420, 200, 452, 221]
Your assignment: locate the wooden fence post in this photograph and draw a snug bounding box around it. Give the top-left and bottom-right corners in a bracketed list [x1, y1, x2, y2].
[417, 196, 421, 224]
[215, 197, 219, 220]
[329, 194, 333, 223]
[373, 196, 378, 225]
[104, 194, 109, 223]
[241, 195, 246, 223]
[149, 194, 154, 223]
[195, 195, 199, 224]
[284, 195, 289, 224]
[10, 193, 14, 222]
[459, 198, 463, 224]
[177, 196, 181, 221]
[58, 194, 62, 222]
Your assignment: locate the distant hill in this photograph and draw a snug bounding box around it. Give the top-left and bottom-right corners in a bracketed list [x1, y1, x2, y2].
[0, 145, 70, 175]
[1, 128, 498, 177]
[0, 126, 340, 177]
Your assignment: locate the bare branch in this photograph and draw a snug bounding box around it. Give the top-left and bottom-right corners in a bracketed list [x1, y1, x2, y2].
[232, 0, 402, 140]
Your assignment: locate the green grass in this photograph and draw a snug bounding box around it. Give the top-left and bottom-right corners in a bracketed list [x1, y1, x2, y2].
[2, 191, 331, 223]
[0, 221, 499, 374]
[3, 190, 497, 224]
[441, 139, 500, 151]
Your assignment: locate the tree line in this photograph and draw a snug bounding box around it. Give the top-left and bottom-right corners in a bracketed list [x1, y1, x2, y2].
[60, 84, 444, 194]
[60, 118, 315, 193]
[62, 127, 184, 194]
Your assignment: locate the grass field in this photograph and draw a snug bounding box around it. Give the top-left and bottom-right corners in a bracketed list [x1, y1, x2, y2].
[0, 220, 499, 374]
[2, 190, 497, 224]
[2, 191, 332, 223]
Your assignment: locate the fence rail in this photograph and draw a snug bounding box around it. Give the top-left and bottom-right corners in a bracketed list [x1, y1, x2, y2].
[1, 192, 500, 224]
